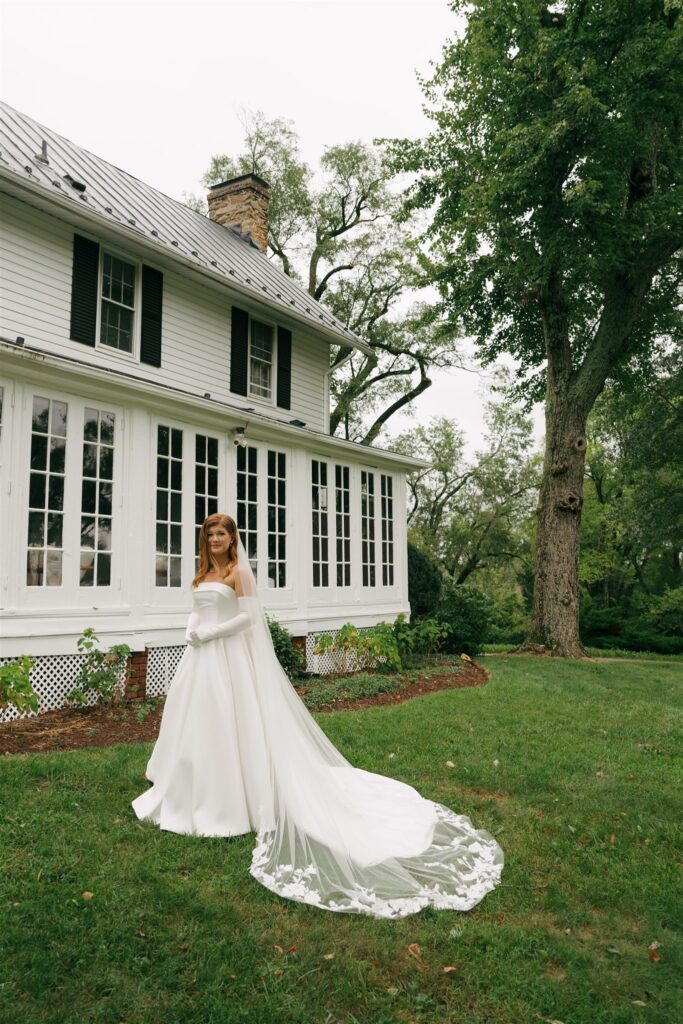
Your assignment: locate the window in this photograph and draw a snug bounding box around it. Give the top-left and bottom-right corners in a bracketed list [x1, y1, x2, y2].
[195, 434, 219, 556]
[236, 444, 258, 578]
[155, 425, 183, 586]
[312, 460, 329, 587]
[380, 474, 394, 586]
[100, 252, 136, 353]
[267, 449, 287, 588]
[335, 464, 351, 587]
[27, 396, 67, 586]
[361, 469, 376, 587]
[70, 235, 163, 365]
[80, 408, 115, 587]
[249, 319, 274, 401]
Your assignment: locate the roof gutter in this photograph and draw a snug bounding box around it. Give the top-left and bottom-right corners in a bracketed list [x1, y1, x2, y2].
[0, 165, 377, 360]
[0, 337, 429, 471]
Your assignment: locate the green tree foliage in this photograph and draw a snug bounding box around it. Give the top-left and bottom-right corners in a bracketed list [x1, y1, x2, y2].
[407, 541, 443, 619]
[579, 346, 683, 650]
[436, 582, 494, 656]
[397, 401, 538, 585]
[192, 111, 464, 443]
[388, 1, 683, 655]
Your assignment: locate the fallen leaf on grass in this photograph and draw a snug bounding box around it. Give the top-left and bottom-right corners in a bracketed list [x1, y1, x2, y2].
[610, 835, 616, 845]
[322, 953, 335, 960]
[443, 965, 458, 974]
[648, 941, 662, 950]
[82, 891, 94, 900]
[606, 946, 621, 956]
[648, 949, 662, 962]
[445, 761, 455, 768]
[274, 944, 285, 954]
[407, 943, 421, 959]
[631, 1000, 647, 1006]
[596, 771, 605, 778]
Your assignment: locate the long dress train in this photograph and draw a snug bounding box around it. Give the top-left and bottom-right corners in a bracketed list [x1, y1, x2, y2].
[132, 581, 504, 918]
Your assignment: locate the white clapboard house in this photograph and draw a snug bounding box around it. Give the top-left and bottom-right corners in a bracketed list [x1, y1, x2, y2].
[0, 101, 426, 710]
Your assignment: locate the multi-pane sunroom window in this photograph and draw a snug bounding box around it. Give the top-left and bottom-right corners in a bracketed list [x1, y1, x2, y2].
[27, 396, 67, 586]
[100, 252, 136, 353]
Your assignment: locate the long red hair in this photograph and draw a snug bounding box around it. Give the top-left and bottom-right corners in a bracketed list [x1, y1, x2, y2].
[192, 513, 240, 587]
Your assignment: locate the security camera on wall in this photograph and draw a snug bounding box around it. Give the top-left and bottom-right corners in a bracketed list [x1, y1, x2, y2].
[230, 427, 248, 448]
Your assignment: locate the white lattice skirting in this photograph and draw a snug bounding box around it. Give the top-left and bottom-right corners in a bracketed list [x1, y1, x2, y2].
[305, 628, 379, 676]
[0, 653, 127, 722]
[145, 645, 185, 697]
[1, 627, 371, 720]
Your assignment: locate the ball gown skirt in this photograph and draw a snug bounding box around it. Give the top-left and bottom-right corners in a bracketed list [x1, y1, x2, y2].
[132, 583, 504, 918]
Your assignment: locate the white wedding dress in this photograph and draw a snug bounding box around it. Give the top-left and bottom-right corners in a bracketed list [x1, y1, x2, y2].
[132, 577, 504, 918]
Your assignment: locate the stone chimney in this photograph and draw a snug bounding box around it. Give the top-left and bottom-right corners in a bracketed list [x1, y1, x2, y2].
[207, 173, 270, 253]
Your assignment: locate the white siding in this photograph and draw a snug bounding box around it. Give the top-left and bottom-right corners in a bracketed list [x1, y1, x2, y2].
[0, 194, 328, 430]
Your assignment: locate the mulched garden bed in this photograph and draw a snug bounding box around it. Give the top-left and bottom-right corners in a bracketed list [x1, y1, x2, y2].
[0, 660, 487, 756]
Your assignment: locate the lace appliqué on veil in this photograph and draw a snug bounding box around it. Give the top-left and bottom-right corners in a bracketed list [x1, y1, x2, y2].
[250, 802, 504, 919]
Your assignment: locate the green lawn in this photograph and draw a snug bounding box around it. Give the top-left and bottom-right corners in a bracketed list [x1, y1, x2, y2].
[1, 657, 681, 1024]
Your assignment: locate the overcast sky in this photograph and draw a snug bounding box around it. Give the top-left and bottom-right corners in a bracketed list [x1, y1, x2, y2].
[0, 0, 544, 457]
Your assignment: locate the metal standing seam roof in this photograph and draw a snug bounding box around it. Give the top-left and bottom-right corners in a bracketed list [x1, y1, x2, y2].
[0, 101, 371, 354]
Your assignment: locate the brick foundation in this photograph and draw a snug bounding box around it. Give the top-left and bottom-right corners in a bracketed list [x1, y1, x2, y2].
[125, 649, 148, 701]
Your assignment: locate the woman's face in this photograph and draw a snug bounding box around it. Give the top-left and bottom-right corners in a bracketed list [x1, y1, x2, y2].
[207, 524, 232, 560]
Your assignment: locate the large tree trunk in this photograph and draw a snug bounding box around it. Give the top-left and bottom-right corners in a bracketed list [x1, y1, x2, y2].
[522, 389, 588, 656]
[521, 268, 589, 657]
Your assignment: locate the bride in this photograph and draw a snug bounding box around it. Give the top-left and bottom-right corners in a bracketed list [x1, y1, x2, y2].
[132, 513, 503, 918]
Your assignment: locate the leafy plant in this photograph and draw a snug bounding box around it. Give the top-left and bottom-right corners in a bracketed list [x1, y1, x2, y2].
[67, 628, 131, 707]
[134, 698, 160, 724]
[392, 613, 451, 668]
[0, 655, 38, 718]
[267, 616, 305, 680]
[297, 672, 397, 711]
[314, 622, 402, 674]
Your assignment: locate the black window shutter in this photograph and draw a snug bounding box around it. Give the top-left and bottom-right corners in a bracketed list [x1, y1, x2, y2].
[69, 234, 99, 346]
[276, 326, 292, 410]
[140, 266, 163, 367]
[231, 306, 249, 396]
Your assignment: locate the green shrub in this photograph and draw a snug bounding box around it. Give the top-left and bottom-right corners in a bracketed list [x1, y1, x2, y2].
[67, 628, 131, 707]
[297, 672, 397, 710]
[487, 591, 530, 645]
[580, 588, 683, 654]
[314, 622, 402, 674]
[436, 582, 493, 656]
[392, 613, 451, 668]
[267, 616, 305, 679]
[407, 543, 443, 619]
[0, 655, 39, 718]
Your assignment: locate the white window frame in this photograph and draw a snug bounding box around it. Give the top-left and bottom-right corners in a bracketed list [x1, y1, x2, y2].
[15, 386, 125, 610]
[247, 315, 277, 405]
[96, 245, 141, 362]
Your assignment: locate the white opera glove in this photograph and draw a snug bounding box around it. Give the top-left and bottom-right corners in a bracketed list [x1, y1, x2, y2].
[185, 612, 201, 647]
[188, 611, 250, 646]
